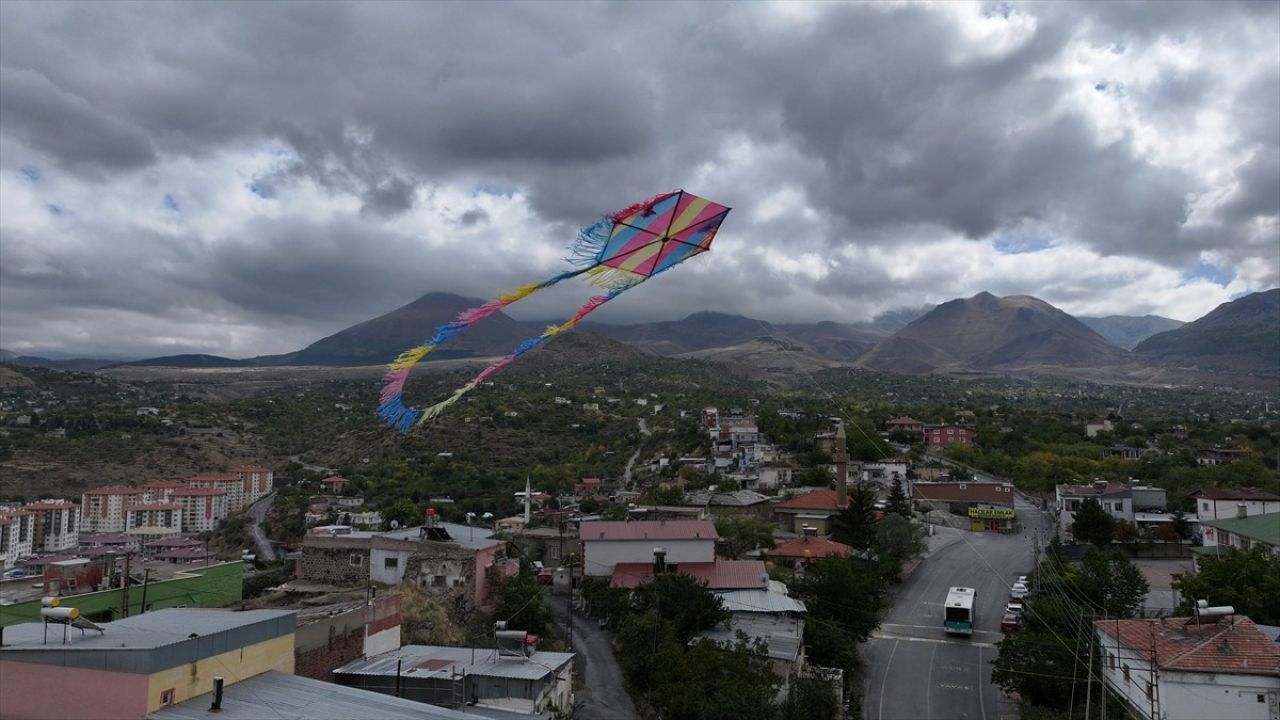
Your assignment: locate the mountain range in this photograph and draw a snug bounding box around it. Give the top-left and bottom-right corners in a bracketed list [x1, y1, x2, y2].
[3, 289, 1276, 387]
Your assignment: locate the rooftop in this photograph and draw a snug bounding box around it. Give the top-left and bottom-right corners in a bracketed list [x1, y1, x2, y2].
[1193, 487, 1280, 502]
[611, 560, 768, 590]
[769, 535, 852, 559]
[914, 482, 1017, 505]
[171, 487, 226, 497]
[684, 489, 771, 507]
[335, 645, 574, 682]
[147, 670, 487, 720]
[83, 486, 144, 495]
[580, 519, 717, 542]
[23, 500, 77, 510]
[1095, 616, 1280, 677]
[776, 488, 844, 511]
[715, 588, 807, 614]
[1199, 513, 1280, 546]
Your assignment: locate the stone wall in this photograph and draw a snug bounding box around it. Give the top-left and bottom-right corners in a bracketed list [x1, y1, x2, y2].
[300, 537, 371, 585]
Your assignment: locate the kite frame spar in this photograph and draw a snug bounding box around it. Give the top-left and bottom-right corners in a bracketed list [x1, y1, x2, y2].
[377, 189, 731, 431]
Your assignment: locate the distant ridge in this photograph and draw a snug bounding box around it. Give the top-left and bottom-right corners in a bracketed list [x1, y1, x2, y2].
[855, 292, 1127, 374]
[1079, 315, 1185, 350]
[1134, 289, 1279, 376]
[114, 354, 254, 369]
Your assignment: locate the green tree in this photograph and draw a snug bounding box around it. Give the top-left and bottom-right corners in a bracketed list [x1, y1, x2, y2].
[650, 635, 782, 720]
[830, 482, 879, 550]
[873, 514, 926, 581]
[715, 515, 777, 560]
[1069, 498, 1114, 546]
[1172, 546, 1280, 625]
[790, 556, 885, 677]
[1074, 547, 1149, 617]
[631, 572, 729, 643]
[781, 675, 841, 720]
[885, 476, 911, 517]
[383, 498, 421, 529]
[491, 571, 554, 638]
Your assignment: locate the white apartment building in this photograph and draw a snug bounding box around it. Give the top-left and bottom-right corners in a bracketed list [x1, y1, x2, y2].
[171, 488, 229, 533]
[0, 509, 35, 570]
[1095, 616, 1280, 720]
[1190, 487, 1280, 521]
[580, 519, 717, 577]
[81, 486, 145, 534]
[232, 465, 273, 507]
[186, 472, 249, 512]
[124, 502, 183, 534]
[142, 480, 189, 503]
[23, 499, 79, 552]
[1055, 481, 1167, 536]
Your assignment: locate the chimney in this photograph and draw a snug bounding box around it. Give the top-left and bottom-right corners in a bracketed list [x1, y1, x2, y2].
[833, 422, 848, 508]
[1236, 503, 1247, 519]
[653, 547, 667, 575]
[210, 677, 224, 712]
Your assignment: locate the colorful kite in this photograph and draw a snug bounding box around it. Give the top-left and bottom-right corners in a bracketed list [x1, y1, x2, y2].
[377, 189, 731, 431]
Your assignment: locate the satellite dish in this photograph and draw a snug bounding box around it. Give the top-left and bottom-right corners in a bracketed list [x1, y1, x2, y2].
[482, 512, 494, 520]
[390, 520, 400, 529]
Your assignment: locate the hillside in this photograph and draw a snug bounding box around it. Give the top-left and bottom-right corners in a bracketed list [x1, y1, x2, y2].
[1134, 289, 1280, 376]
[583, 311, 783, 355]
[262, 292, 530, 366]
[115, 354, 254, 368]
[855, 292, 1128, 374]
[1079, 315, 1185, 350]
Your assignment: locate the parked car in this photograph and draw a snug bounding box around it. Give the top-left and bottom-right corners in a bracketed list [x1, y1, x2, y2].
[1006, 600, 1025, 616]
[536, 567, 555, 585]
[1001, 613, 1023, 632]
[1016, 575, 1029, 586]
[1010, 582, 1028, 600]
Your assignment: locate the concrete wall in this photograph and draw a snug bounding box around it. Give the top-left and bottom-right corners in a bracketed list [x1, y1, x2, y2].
[294, 595, 401, 680]
[0, 660, 149, 720]
[146, 634, 295, 713]
[582, 538, 715, 576]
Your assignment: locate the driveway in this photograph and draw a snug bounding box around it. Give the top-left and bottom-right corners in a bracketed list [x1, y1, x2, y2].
[548, 591, 639, 720]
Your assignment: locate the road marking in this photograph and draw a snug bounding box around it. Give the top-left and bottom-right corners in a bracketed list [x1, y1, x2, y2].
[871, 631, 997, 649]
[926, 644, 937, 720]
[939, 682, 972, 691]
[878, 639, 899, 720]
[940, 664, 969, 672]
[978, 644, 987, 720]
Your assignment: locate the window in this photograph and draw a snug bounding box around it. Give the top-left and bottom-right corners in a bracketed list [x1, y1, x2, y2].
[1122, 664, 1130, 683]
[384, 557, 399, 570]
[1201, 502, 1210, 513]
[1107, 652, 1115, 669]
[433, 575, 446, 588]
[160, 689, 175, 706]
[1145, 682, 1153, 701]
[349, 553, 363, 567]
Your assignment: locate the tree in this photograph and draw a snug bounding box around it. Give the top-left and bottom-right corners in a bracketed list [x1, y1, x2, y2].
[1070, 498, 1114, 546]
[1074, 547, 1149, 617]
[830, 482, 879, 550]
[715, 515, 777, 560]
[885, 476, 911, 517]
[1172, 546, 1280, 625]
[781, 675, 841, 720]
[790, 556, 885, 677]
[490, 571, 554, 638]
[650, 636, 782, 720]
[630, 572, 729, 643]
[383, 498, 421, 529]
[873, 514, 926, 581]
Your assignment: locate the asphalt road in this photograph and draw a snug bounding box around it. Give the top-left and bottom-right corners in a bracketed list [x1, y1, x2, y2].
[863, 497, 1054, 720]
[246, 491, 277, 561]
[548, 591, 639, 720]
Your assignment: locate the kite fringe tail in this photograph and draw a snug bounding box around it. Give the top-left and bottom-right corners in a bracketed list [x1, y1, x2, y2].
[418, 382, 477, 423]
[607, 190, 678, 221]
[566, 218, 613, 267]
[377, 396, 420, 433]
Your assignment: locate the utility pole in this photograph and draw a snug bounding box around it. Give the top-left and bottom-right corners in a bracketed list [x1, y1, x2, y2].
[121, 552, 132, 618]
[138, 569, 151, 614]
[1084, 615, 1096, 720]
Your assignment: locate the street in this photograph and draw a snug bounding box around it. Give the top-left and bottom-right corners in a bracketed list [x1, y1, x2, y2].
[547, 591, 639, 720]
[246, 491, 277, 561]
[862, 495, 1053, 720]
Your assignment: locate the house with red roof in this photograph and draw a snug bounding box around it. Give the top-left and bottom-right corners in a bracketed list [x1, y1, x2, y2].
[774, 489, 845, 536]
[1094, 615, 1280, 720]
[768, 533, 852, 569]
[320, 476, 352, 493]
[1190, 487, 1280, 521]
[886, 416, 924, 434]
[580, 520, 717, 577]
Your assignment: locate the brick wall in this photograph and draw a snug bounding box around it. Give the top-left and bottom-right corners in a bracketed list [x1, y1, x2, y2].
[300, 538, 371, 585]
[295, 622, 364, 680]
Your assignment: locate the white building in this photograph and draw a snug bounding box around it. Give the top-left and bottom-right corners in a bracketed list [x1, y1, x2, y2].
[187, 472, 249, 513]
[1190, 487, 1280, 521]
[1095, 615, 1280, 720]
[124, 502, 183, 534]
[231, 465, 274, 507]
[170, 488, 229, 533]
[1055, 481, 1167, 536]
[22, 499, 79, 552]
[81, 486, 145, 534]
[1085, 417, 1114, 438]
[580, 519, 717, 577]
[0, 509, 35, 570]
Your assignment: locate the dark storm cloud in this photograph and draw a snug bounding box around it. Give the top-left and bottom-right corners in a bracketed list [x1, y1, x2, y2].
[0, 1, 1276, 356]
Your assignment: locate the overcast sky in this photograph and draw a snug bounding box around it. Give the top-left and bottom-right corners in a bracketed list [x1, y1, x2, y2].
[1, 1, 1277, 359]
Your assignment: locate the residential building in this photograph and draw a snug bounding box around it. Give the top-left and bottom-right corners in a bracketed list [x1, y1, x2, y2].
[925, 424, 975, 449]
[170, 488, 228, 534]
[1197, 513, 1280, 558]
[186, 472, 249, 513]
[611, 559, 769, 591]
[774, 489, 846, 536]
[885, 416, 924, 434]
[1191, 487, 1280, 521]
[23, 500, 79, 552]
[294, 594, 402, 680]
[230, 464, 273, 506]
[124, 502, 183, 535]
[320, 475, 351, 493]
[684, 489, 772, 520]
[1103, 446, 1147, 460]
[1085, 417, 1113, 438]
[1198, 447, 1251, 466]
[141, 481, 187, 503]
[913, 482, 1017, 532]
[1055, 481, 1168, 536]
[81, 486, 145, 534]
[698, 586, 807, 702]
[1094, 615, 1280, 720]
[767, 533, 852, 570]
[580, 519, 717, 577]
[0, 508, 35, 570]
[0, 606, 485, 720]
[334, 642, 574, 718]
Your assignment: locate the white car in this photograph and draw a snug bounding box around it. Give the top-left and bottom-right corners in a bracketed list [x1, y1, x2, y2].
[1006, 600, 1025, 615]
[1010, 582, 1028, 599]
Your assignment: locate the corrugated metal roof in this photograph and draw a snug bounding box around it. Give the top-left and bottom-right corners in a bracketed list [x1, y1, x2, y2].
[335, 645, 574, 682]
[697, 613, 805, 663]
[581, 519, 717, 541]
[0, 609, 295, 652]
[716, 589, 806, 614]
[146, 670, 488, 720]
